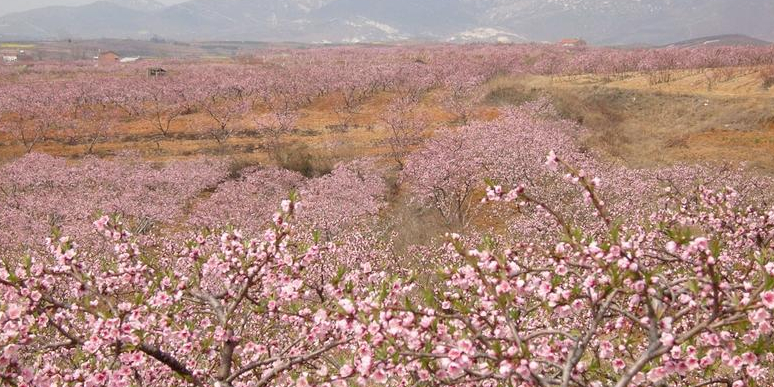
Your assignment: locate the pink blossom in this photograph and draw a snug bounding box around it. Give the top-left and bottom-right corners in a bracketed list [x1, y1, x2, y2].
[339, 299, 356, 314]
[545, 151, 559, 171]
[5, 304, 22, 320]
[761, 291, 774, 309]
[339, 364, 354, 378]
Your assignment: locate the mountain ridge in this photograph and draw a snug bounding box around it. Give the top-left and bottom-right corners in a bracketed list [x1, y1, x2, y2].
[0, 0, 772, 45]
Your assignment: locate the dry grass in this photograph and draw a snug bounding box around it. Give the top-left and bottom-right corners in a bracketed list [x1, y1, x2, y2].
[2, 66, 773, 176]
[542, 67, 774, 98]
[760, 66, 774, 90]
[0, 89, 473, 166]
[485, 68, 774, 173]
[680, 121, 774, 170]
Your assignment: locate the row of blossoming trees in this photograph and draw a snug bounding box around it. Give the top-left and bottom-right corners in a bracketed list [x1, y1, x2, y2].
[2, 92, 774, 386]
[2, 43, 774, 386]
[0, 47, 485, 154]
[2, 44, 773, 155]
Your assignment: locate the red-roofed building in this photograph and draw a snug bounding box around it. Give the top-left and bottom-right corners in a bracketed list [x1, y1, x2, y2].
[98, 51, 120, 65]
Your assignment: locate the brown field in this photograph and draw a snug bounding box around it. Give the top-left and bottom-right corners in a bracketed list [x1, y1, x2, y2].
[487, 67, 774, 173]
[1, 66, 772, 175]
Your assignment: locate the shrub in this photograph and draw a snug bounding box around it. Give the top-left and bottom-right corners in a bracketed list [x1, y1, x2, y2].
[273, 142, 334, 178]
[760, 65, 774, 89]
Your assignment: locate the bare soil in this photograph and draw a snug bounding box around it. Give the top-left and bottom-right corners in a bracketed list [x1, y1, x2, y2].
[485, 68, 774, 173]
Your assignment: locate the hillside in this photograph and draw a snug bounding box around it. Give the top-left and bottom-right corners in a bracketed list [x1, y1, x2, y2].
[666, 34, 772, 48]
[487, 68, 774, 172]
[1, 0, 773, 44]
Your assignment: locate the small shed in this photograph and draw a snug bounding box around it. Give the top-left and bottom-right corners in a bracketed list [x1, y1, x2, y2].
[147, 67, 167, 77]
[16, 51, 35, 62]
[98, 51, 120, 65]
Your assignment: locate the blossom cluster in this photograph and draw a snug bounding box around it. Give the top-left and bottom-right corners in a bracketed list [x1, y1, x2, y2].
[2, 147, 773, 386]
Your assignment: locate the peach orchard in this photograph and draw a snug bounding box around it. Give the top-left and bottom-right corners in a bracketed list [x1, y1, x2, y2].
[1, 44, 774, 387]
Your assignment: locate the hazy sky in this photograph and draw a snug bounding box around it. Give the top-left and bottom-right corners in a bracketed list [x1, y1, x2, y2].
[0, 0, 187, 16]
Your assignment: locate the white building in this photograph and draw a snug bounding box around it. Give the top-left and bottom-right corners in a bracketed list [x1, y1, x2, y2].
[2, 55, 17, 63]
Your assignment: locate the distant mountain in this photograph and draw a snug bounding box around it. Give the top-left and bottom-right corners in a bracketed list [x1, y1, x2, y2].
[0, 2, 154, 40]
[666, 34, 772, 48]
[314, 0, 475, 37]
[0, 1, 94, 17]
[469, 0, 774, 45]
[0, 0, 772, 45]
[103, 0, 165, 12]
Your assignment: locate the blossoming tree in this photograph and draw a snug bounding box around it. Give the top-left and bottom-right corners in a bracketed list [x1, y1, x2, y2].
[0, 200, 372, 387]
[347, 153, 774, 387]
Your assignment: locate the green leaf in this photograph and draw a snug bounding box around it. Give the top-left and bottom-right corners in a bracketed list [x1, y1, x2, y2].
[709, 239, 721, 258]
[403, 296, 415, 311]
[312, 230, 321, 244]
